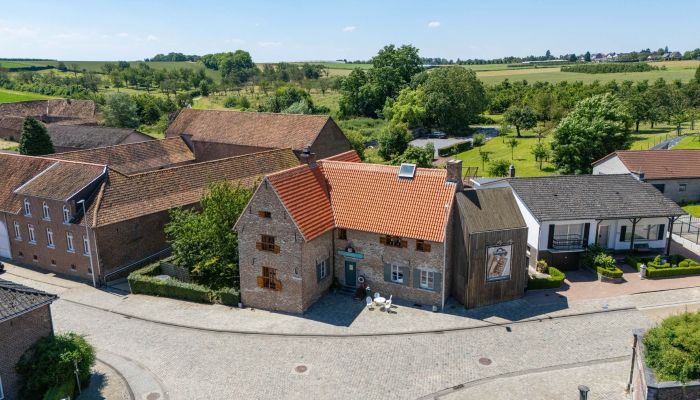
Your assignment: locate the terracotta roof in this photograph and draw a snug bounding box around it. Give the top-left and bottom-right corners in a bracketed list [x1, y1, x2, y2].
[266, 160, 456, 242]
[0, 99, 95, 120]
[0, 153, 55, 213]
[0, 279, 56, 322]
[91, 148, 299, 227]
[166, 108, 332, 150]
[323, 150, 362, 163]
[47, 125, 152, 150]
[598, 150, 700, 180]
[267, 165, 335, 241]
[53, 137, 194, 175]
[15, 161, 106, 201]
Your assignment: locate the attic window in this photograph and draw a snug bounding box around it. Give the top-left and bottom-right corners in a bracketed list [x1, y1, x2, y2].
[398, 163, 417, 179]
[258, 211, 272, 218]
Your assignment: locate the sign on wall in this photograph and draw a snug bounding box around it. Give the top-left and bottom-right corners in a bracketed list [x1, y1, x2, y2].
[486, 245, 512, 282]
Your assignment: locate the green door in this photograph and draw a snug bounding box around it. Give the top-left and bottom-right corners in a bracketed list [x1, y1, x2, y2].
[345, 261, 357, 287]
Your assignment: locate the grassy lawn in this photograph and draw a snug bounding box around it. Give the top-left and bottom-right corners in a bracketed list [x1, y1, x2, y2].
[0, 138, 19, 151]
[0, 89, 55, 103]
[672, 133, 700, 149]
[682, 203, 700, 217]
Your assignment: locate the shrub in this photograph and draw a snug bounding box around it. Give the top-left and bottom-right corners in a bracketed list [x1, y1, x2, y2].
[42, 379, 75, 400]
[472, 133, 486, 147]
[437, 141, 472, 157]
[535, 259, 549, 273]
[216, 287, 241, 306]
[597, 265, 624, 279]
[128, 261, 214, 303]
[16, 333, 95, 400]
[646, 264, 700, 278]
[561, 63, 658, 74]
[643, 311, 700, 383]
[528, 266, 566, 289]
[624, 256, 641, 270]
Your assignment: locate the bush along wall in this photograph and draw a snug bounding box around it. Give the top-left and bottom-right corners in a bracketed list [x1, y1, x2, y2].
[528, 266, 566, 290]
[128, 260, 240, 305]
[437, 141, 472, 157]
[625, 254, 700, 278]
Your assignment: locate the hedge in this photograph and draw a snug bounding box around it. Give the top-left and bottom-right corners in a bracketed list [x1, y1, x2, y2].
[528, 266, 566, 289]
[597, 265, 624, 279]
[646, 264, 700, 278]
[43, 380, 75, 400]
[624, 255, 700, 278]
[128, 260, 240, 305]
[438, 141, 472, 157]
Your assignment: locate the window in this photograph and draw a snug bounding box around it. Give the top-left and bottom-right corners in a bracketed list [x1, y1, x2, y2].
[416, 240, 431, 252]
[621, 224, 665, 242]
[380, 235, 406, 248]
[317, 258, 330, 282]
[398, 163, 417, 179]
[51, 259, 56, 266]
[63, 206, 71, 223]
[257, 235, 278, 253]
[13, 222, 21, 240]
[258, 211, 272, 218]
[23, 198, 31, 216]
[66, 233, 75, 253]
[42, 202, 50, 220]
[337, 229, 347, 240]
[46, 228, 54, 248]
[70, 264, 76, 271]
[27, 224, 35, 243]
[83, 235, 90, 256]
[258, 266, 279, 290]
[679, 183, 687, 192]
[32, 255, 38, 262]
[391, 264, 404, 283]
[420, 270, 435, 290]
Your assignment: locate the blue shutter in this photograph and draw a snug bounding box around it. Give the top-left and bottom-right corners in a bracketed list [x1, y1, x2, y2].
[434, 272, 442, 293]
[413, 268, 421, 288]
[547, 225, 555, 249]
[383, 263, 391, 282]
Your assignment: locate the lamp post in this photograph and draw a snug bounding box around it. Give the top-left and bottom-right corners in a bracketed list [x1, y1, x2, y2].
[77, 200, 96, 288]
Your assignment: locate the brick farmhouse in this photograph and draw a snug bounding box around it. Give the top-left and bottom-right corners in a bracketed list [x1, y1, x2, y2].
[0, 279, 56, 400]
[235, 152, 528, 313]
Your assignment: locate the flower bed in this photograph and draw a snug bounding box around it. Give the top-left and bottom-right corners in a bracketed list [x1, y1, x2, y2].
[625, 254, 700, 278]
[581, 246, 624, 281]
[528, 265, 566, 289]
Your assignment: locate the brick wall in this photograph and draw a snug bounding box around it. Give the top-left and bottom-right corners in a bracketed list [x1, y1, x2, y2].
[334, 229, 445, 307]
[300, 230, 333, 311]
[0, 305, 53, 400]
[309, 119, 353, 160]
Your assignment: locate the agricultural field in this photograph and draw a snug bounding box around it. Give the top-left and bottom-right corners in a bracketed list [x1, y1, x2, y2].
[673, 133, 700, 149]
[0, 60, 54, 69]
[0, 88, 54, 103]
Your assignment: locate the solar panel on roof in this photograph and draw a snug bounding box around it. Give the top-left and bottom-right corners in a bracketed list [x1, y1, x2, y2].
[398, 163, 416, 179]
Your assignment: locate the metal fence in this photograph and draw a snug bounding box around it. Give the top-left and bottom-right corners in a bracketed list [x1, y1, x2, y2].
[673, 215, 700, 245]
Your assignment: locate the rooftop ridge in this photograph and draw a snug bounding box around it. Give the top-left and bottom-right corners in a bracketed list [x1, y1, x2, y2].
[179, 108, 331, 119]
[52, 136, 174, 157]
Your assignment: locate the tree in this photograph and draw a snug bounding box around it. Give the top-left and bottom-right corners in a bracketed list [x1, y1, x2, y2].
[479, 149, 491, 171]
[625, 90, 652, 132]
[371, 44, 423, 83]
[584, 51, 591, 62]
[16, 333, 96, 399]
[488, 159, 511, 177]
[19, 117, 54, 155]
[264, 85, 314, 113]
[378, 122, 412, 161]
[551, 94, 632, 174]
[392, 144, 434, 167]
[165, 181, 253, 289]
[545, 49, 552, 60]
[506, 137, 519, 160]
[421, 66, 487, 134]
[382, 87, 427, 128]
[695, 65, 700, 84]
[57, 61, 67, 71]
[503, 106, 537, 137]
[103, 93, 140, 128]
[531, 142, 550, 170]
[344, 130, 366, 160]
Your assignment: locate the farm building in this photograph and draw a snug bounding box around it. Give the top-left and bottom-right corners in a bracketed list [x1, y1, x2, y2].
[47, 125, 153, 153]
[0, 99, 97, 141]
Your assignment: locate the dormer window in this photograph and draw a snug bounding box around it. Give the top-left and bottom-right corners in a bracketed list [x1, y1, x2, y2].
[23, 198, 31, 216]
[42, 202, 50, 220]
[63, 206, 71, 224]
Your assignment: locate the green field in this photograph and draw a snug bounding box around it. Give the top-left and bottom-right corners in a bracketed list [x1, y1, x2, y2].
[0, 89, 55, 103]
[0, 60, 54, 69]
[682, 203, 700, 217]
[673, 133, 700, 149]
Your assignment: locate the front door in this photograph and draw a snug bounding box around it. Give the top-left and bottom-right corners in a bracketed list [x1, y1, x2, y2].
[344, 261, 357, 287]
[597, 225, 610, 248]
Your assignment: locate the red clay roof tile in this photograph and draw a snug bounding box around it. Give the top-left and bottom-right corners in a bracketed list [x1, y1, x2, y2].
[612, 150, 700, 180]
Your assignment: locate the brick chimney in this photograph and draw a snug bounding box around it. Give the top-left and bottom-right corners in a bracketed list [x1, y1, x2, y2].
[446, 159, 463, 191]
[299, 146, 317, 165]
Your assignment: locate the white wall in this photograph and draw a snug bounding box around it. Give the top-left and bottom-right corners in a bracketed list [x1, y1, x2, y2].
[512, 192, 540, 249]
[592, 156, 630, 175]
[537, 219, 597, 250]
[607, 217, 670, 251]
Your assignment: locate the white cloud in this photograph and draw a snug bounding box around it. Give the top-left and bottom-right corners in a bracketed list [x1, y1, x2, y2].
[342, 26, 356, 32]
[0, 24, 38, 38]
[258, 41, 281, 47]
[116, 32, 129, 37]
[146, 34, 159, 42]
[427, 21, 441, 28]
[53, 32, 84, 40]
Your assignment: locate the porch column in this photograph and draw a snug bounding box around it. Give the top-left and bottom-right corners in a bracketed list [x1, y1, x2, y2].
[666, 216, 677, 256]
[629, 217, 641, 254]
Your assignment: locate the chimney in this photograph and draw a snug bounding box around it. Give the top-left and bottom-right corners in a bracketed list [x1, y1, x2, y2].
[635, 170, 645, 181]
[446, 159, 463, 191]
[509, 164, 516, 178]
[299, 146, 316, 165]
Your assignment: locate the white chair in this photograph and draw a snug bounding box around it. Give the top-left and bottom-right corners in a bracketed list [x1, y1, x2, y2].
[384, 298, 392, 312]
[374, 292, 380, 299]
[366, 296, 373, 309]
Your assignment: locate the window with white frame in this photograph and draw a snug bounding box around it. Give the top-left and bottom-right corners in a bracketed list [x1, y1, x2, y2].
[13, 222, 21, 240]
[635, 224, 662, 241]
[23, 198, 31, 216]
[391, 263, 404, 283]
[420, 269, 435, 290]
[27, 224, 35, 243]
[83, 235, 90, 256]
[63, 205, 71, 223]
[66, 232, 75, 253]
[42, 202, 50, 220]
[46, 228, 54, 248]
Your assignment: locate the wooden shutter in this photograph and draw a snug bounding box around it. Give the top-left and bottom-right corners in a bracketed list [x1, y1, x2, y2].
[383, 263, 391, 282]
[582, 223, 591, 246]
[657, 224, 665, 241]
[316, 263, 322, 283]
[256, 242, 263, 251]
[400, 266, 411, 286]
[620, 226, 627, 242]
[547, 225, 555, 249]
[434, 272, 443, 293]
[258, 211, 266, 218]
[380, 236, 387, 245]
[273, 245, 280, 254]
[256, 276, 264, 288]
[275, 280, 282, 291]
[400, 240, 408, 248]
[423, 243, 431, 252]
[413, 268, 421, 288]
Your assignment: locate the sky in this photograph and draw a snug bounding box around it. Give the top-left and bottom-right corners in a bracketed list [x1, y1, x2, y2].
[1, 0, 699, 62]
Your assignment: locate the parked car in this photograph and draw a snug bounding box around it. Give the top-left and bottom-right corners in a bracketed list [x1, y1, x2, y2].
[429, 131, 447, 139]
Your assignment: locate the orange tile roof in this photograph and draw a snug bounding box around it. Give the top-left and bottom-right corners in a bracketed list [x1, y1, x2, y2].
[91, 149, 299, 227]
[323, 150, 362, 163]
[609, 150, 700, 180]
[52, 137, 194, 175]
[266, 159, 456, 242]
[166, 108, 332, 150]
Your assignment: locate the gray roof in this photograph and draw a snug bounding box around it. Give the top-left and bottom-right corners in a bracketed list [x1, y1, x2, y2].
[0, 278, 56, 322]
[505, 174, 685, 222]
[456, 188, 527, 233]
[47, 125, 150, 149]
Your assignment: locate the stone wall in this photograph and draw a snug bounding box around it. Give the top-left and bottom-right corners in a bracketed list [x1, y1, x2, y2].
[0, 305, 53, 400]
[309, 119, 353, 160]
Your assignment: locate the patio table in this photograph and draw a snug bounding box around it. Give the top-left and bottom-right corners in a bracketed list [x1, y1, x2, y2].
[374, 297, 386, 305]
